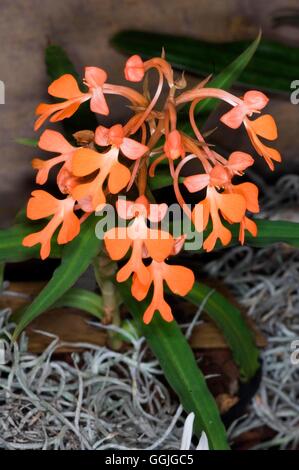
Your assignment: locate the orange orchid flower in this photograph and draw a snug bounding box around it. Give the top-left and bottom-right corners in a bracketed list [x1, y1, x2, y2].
[220, 90, 269, 129]
[71, 147, 127, 209]
[230, 181, 259, 244]
[244, 115, 281, 170]
[95, 124, 148, 159]
[124, 55, 145, 82]
[184, 152, 257, 251]
[35, 66, 148, 131]
[104, 196, 174, 285]
[34, 67, 109, 130]
[192, 186, 246, 251]
[22, 190, 80, 259]
[32, 129, 79, 193]
[217, 91, 280, 170]
[71, 125, 148, 209]
[132, 260, 195, 324]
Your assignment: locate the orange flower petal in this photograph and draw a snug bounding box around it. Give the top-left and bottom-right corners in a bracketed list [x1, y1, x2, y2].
[38, 129, 74, 154]
[210, 165, 230, 187]
[250, 115, 277, 140]
[120, 137, 148, 160]
[50, 101, 82, 122]
[23, 230, 52, 260]
[57, 210, 80, 245]
[48, 74, 83, 99]
[244, 217, 257, 237]
[117, 258, 149, 284]
[144, 230, 174, 262]
[163, 264, 195, 296]
[143, 298, 173, 324]
[239, 216, 257, 244]
[216, 193, 246, 223]
[90, 88, 109, 115]
[85, 67, 107, 88]
[192, 199, 210, 232]
[233, 182, 259, 213]
[131, 272, 151, 301]
[34, 103, 61, 130]
[108, 162, 131, 194]
[109, 124, 124, 146]
[104, 227, 131, 260]
[72, 148, 102, 176]
[72, 176, 105, 210]
[32, 159, 50, 185]
[227, 151, 254, 172]
[220, 104, 247, 129]
[203, 223, 231, 252]
[243, 90, 268, 111]
[26, 190, 59, 220]
[184, 174, 210, 192]
[124, 55, 145, 82]
[95, 125, 110, 146]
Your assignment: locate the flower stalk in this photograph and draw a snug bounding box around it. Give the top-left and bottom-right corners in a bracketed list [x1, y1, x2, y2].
[93, 251, 122, 350]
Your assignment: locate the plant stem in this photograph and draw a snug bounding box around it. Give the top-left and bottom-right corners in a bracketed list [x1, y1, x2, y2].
[93, 251, 122, 350]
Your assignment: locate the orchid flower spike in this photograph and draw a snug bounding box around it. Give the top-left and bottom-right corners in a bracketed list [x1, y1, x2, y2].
[25, 52, 280, 324]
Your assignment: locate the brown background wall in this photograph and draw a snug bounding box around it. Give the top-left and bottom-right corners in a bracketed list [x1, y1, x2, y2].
[0, 0, 299, 224]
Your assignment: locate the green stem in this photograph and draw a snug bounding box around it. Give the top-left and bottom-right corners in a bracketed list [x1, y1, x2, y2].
[93, 252, 122, 350]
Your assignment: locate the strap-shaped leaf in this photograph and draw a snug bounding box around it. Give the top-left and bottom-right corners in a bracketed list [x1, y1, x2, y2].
[118, 282, 229, 450]
[240, 219, 299, 248]
[13, 215, 101, 338]
[53, 287, 103, 320]
[186, 282, 259, 381]
[45, 45, 98, 133]
[215, 219, 299, 251]
[0, 223, 61, 263]
[111, 30, 293, 93]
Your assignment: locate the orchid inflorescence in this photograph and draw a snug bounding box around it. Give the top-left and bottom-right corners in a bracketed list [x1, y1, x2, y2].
[23, 53, 281, 324]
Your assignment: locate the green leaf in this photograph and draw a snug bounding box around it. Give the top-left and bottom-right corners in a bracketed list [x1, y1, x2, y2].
[53, 287, 103, 320]
[13, 215, 102, 338]
[149, 172, 183, 190]
[118, 282, 229, 450]
[186, 282, 259, 381]
[219, 219, 299, 251]
[200, 219, 299, 252]
[148, 172, 173, 190]
[0, 223, 61, 263]
[45, 44, 98, 133]
[111, 30, 294, 93]
[14, 207, 28, 224]
[46, 45, 79, 81]
[16, 138, 38, 147]
[243, 219, 299, 248]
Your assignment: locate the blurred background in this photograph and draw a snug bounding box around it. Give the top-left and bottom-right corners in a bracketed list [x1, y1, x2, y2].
[1, 0, 299, 224]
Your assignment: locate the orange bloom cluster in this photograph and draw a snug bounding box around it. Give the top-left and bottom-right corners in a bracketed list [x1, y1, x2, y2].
[23, 54, 280, 323]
